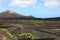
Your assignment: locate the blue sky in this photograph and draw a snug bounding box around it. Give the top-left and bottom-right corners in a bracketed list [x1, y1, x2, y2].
[0, 0, 60, 18]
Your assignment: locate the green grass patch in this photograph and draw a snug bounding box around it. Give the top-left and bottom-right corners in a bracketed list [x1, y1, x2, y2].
[28, 20, 45, 25]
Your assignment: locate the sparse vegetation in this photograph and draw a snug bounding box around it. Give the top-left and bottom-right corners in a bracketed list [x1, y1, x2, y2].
[28, 20, 45, 25]
[0, 28, 17, 40]
[0, 28, 36, 40]
[16, 33, 36, 40]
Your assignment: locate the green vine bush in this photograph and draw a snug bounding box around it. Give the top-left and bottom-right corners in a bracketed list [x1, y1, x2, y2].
[16, 33, 36, 40]
[0, 28, 17, 40]
[0, 28, 37, 40]
[28, 20, 45, 25]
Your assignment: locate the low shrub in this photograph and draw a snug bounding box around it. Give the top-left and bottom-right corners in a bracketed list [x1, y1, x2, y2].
[0, 28, 17, 40]
[28, 20, 45, 25]
[0, 28, 37, 40]
[16, 33, 36, 40]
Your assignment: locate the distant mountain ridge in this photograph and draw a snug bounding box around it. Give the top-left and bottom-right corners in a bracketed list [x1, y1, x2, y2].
[0, 10, 36, 19]
[0, 10, 25, 18]
[0, 10, 60, 20]
[42, 17, 60, 21]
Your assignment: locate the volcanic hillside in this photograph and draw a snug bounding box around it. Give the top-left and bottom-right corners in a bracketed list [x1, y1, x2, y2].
[0, 10, 25, 18]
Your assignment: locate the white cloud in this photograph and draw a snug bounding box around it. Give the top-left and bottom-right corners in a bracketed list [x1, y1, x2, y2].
[10, 0, 37, 8]
[44, 0, 60, 8]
